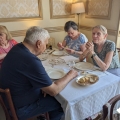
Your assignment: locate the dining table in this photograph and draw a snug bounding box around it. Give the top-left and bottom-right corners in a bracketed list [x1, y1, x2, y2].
[40, 49, 120, 120]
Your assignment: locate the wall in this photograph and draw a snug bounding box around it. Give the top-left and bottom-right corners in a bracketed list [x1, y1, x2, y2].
[116, 13, 120, 48]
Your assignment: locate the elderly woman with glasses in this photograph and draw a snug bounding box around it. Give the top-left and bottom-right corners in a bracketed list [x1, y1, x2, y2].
[80, 25, 120, 74]
[57, 21, 88, 57]
[0, 25, 17, 68]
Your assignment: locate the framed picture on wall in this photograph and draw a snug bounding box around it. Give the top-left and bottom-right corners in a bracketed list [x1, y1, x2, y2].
[0, 0, 42, 22]
[49, 0, 74, 19]
[85, 0, 112, 19]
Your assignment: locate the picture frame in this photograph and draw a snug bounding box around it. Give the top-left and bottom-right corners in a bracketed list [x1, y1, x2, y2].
[85, 0, 112, 19]
[49, 0, 74, 19]
[0, 0, 43, 22]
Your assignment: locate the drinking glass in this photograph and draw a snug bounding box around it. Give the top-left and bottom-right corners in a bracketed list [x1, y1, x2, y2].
[68, 61, 75, 69]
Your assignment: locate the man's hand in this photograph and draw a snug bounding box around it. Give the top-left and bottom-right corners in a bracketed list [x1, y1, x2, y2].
[67, 69, 78, 79]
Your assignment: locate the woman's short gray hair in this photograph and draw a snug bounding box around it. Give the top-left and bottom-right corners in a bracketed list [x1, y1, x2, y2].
[24, 26, 50, 44]
[92, 25, 107, 34]
[64, 21, 78, 32]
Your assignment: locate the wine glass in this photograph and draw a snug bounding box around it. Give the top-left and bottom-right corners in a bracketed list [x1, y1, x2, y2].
[68, 61, 75, 70]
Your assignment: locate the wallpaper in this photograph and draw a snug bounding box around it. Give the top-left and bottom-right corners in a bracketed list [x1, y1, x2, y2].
[0, 0, 39, 18]
[52, 0, 73, 15]
[87, 0, 110, 16]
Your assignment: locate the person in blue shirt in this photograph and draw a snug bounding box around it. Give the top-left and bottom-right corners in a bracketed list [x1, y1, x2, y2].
[0, 26, 78, 120]
[57, 21, 88, 57]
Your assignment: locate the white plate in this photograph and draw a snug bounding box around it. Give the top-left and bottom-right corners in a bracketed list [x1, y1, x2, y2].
[74, 62, 94, 71]
[44, 66, 53, 71]
[47, 69, 66, 79]
[52, 51, 64, 56]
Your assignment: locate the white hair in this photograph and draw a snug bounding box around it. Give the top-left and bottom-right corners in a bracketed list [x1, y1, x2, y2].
[92, 25, 107, 34]
[24, 26, 50, 44]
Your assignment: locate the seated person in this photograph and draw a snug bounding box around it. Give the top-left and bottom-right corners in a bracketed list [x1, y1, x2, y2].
[0, 25, 17, 68]
[57, 21, 88, 57]
[0, 26, 78, 120]
[80, 25, 120, 73]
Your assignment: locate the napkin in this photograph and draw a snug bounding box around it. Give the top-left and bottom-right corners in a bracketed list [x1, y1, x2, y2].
[60, 56, 79, 64]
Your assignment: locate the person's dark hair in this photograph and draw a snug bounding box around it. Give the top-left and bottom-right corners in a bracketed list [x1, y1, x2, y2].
[64, 21, 78, 32]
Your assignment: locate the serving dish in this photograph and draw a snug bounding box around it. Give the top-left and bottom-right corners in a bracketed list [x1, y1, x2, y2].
[76, 74, 99, 86]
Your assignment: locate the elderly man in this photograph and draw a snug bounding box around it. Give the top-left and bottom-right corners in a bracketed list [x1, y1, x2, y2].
[0, 26, 78, 120]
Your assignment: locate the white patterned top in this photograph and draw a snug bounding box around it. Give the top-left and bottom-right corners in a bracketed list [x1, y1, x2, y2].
[64, 33, 88, 57]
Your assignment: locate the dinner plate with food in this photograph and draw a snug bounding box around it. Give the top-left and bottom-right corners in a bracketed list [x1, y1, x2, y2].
[76, 74, 99, 86]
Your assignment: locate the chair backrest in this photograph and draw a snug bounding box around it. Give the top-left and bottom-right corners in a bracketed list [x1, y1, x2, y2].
[0, 88, 50, 120]
[103, 94, 120, 120]
[47, 37, 55, 48]
[0, 88, 18, 120]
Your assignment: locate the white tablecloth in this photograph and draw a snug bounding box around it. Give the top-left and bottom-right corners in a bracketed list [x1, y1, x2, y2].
[55, 73, 120, 120]
[42, 54, 120, 120]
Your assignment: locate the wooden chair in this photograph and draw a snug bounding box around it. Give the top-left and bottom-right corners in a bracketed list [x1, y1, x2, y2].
[47, 37, 55, 49]
[48, 37, 55, 47]
[0, 88, 50, 120]
[103, 94, 120, 120]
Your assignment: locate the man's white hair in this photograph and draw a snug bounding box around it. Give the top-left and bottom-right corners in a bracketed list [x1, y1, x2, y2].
[24, 26, 50, 44]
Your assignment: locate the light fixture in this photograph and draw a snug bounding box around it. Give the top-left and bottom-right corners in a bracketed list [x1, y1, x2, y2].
[71, 2, 85, 30]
